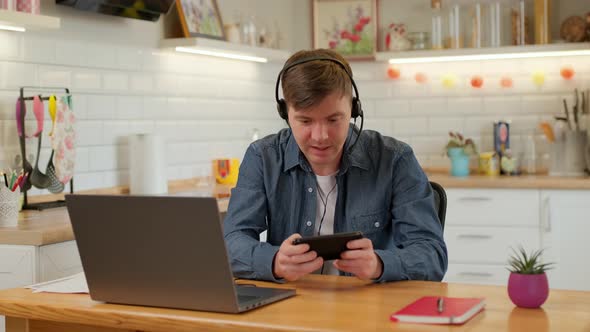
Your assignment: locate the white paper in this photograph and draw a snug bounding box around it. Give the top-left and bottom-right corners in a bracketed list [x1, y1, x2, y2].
[25, 272, 89, 294]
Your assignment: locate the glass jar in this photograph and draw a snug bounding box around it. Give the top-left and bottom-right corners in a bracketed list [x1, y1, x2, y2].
[534, 0, 551, 44]
[466, 2, 483, 48]
[486, 1, 502, 47]
[510, 0, 531, 45]
[407, 32, 429, 50]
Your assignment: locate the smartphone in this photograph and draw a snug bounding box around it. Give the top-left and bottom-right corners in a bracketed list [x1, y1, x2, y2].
[292, 231, 364, 260]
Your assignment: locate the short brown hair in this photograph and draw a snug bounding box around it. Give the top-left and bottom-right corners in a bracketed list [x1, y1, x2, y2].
[281, 49, 353, 111]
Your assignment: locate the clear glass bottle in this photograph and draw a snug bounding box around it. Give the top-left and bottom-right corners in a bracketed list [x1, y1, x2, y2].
[241, 15, 258, 47]
[466, 2, 483, 48]
[486, 1, 502, 47]
[521, 132, 537, 175]
[445, 2, 463, 49]
[431, 0, 443, 49]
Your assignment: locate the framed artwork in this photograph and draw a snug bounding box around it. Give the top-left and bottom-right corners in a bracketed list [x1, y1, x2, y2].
[175, 0, 225, 39]
[312, 0, 379, 60]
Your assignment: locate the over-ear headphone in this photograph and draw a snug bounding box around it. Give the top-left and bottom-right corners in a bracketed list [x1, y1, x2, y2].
[274, 57, 363, 121]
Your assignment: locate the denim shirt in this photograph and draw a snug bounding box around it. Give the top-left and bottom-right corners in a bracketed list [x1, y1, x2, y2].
[223, 125, 447, 283]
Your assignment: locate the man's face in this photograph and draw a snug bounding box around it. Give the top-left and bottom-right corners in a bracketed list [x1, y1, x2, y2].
[288, 92, 352, 175]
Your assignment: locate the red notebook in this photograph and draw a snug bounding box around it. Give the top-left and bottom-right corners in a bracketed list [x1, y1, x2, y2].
[390, 296, 485, 325]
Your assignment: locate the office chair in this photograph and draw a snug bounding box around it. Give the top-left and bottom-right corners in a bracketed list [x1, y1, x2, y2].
[429, 181, 446, 231]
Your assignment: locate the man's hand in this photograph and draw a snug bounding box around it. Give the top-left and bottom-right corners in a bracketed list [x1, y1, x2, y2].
[273, 234, 324, 281]
[333, 238, 383, 280]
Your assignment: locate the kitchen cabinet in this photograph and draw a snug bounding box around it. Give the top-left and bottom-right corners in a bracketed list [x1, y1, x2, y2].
[0, 241, 82, 332]
[443, 189, 541, 286]
[540, 190, 590, 291]
[0, 241, 82, 289]
[443, 187, 590, 291]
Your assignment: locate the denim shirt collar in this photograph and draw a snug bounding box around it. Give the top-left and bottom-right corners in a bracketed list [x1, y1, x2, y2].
[283, 124, 371, 174]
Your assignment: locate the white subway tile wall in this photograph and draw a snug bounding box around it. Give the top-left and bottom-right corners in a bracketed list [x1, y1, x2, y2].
[0, 31, 589, 194]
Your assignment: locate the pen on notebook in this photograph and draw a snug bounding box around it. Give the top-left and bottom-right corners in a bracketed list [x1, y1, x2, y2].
[437, 297, 444, 313]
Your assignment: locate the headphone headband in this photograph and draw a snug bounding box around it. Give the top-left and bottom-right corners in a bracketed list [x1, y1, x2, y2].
[274, 56, 361, 110]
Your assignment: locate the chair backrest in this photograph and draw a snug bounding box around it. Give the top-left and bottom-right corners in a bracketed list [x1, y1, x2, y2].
[429, 181, 446, 231]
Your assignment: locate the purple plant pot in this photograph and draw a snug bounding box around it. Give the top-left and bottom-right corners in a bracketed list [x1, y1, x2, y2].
[507, 272, 549, 308]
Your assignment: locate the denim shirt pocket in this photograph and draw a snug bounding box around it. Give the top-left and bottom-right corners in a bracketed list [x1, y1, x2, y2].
[351, 210, 388, 239]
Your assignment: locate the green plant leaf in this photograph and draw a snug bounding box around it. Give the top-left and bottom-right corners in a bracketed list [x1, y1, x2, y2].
[507, 246, 554, 274]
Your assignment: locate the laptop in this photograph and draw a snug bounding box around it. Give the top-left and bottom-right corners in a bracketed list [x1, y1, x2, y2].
[65, 194, 295, 313]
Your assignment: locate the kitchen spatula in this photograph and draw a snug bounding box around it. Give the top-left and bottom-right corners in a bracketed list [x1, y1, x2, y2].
[29, 132, 51, 189]
[45, 150, 64, 193]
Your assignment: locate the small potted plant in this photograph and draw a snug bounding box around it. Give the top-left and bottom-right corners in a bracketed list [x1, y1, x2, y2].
[507, 247, 554, 308]
[444, 131, 477, 177]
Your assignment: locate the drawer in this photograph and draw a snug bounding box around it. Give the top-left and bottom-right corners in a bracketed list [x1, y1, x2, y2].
[0, 245, 36, 289]
[444, 263, 508, 286]
[39, 241, 83, 283]
[445, 226, 540, 264]
[446, 189, 539, 227]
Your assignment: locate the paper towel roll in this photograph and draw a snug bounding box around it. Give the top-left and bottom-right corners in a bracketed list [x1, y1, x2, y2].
[129, 134, 168, 195]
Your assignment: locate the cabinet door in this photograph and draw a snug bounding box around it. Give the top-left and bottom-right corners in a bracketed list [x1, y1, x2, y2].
[446, 189, 539, 227]
[39, 241, 83, 283]
[540, 190, 590, 291]
[444, 263, 508, 286]
[0, 245, 36, 289]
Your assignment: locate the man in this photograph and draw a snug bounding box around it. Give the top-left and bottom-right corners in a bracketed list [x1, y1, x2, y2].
[223, 49, 447, 283]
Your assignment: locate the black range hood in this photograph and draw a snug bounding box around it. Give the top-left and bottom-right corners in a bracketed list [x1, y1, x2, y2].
[56, 0, 174, 21]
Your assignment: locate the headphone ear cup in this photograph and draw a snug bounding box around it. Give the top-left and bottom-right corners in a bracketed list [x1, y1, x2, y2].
[351, 97, 362, 119]
[277, 99, 288, 120]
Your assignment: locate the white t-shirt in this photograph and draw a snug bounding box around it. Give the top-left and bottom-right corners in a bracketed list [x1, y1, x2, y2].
[314, 173, 338, 275]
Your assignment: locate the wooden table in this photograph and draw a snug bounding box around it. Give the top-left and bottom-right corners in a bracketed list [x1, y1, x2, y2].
[426, 173, 590, 190]
[0, 275, 589, 332]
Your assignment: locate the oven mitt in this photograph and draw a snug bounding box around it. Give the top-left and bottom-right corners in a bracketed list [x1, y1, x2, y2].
[53, 95, 76, 184]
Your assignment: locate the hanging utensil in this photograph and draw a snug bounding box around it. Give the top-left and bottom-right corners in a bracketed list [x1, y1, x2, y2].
[16, 97, 33, 191]
[29, 131, 51, 189]
[44, 95, 64, 193]
[45, 150, 64, 193]
[28, 96, 51, 189]
[562, 99, 573, 130]
[573, 88, 580, 132]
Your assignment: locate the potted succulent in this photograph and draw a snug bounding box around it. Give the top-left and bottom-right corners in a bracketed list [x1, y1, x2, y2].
[507, 247, 554, 308]
[444, 131, 477, 177]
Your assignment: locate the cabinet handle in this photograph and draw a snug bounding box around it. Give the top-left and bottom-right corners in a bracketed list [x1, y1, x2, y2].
[457, 234, 493, 240]
[542, 196, 551, 232]
[458, 197, 492, 202]
[458, 272, 494, 278]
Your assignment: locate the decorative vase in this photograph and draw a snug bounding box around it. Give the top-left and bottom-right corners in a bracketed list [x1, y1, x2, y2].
[507, 272, 549, 308]
[447, 147, 470, 177]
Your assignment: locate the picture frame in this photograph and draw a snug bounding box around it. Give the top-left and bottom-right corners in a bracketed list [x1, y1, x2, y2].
[312, 0, 379, 60]
[174, 0, 225, 40]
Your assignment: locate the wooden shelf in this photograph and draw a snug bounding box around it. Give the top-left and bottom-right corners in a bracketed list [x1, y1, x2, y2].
[376, 42, 590, 63]
[0, 9, 60, 31]
[159, 37, 291, 63]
